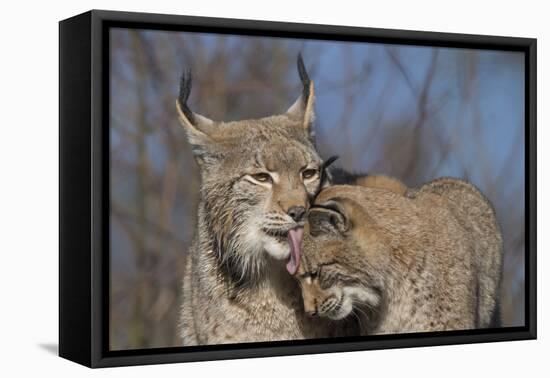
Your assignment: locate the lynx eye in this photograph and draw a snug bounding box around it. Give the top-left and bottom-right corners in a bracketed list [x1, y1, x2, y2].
[250, 172, 272, 183]
[302, 169, 318, 180]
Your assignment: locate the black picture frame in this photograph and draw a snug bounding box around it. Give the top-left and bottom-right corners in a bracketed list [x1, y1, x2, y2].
[59, 9, 537, 368]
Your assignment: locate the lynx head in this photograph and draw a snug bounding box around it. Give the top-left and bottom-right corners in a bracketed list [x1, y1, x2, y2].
[177, 56, 328, 281]
[295, 186, 390, 320]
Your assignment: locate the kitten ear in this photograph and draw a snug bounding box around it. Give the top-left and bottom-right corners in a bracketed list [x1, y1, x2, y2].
[286, 54, 315, 138]
[308, 201, 349, 236]
[176, 70, 217, 161]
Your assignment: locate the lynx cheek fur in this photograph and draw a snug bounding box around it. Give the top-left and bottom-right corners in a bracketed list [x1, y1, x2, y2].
[296, 180, 503, 334]
[177, 57, 355, 345]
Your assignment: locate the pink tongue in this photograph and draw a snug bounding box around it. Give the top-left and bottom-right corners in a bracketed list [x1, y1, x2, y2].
[286, 227, 304, 275]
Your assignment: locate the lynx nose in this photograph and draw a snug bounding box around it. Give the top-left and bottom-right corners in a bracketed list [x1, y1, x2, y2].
[287, 206, 306, 222]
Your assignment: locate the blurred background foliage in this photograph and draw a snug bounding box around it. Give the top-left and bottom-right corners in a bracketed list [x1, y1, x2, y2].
[110, 28, 525, 350]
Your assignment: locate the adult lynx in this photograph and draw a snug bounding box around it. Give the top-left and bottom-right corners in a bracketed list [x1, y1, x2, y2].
[177, 56, 356, 345]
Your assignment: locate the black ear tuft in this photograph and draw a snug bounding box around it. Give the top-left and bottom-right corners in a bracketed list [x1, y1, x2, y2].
[319, 156, 339, 190]
[309, 156, 339, 205]
[323, 156, 339, 171]
[297, 53, 311, 105]
[178, 69, 195, 125]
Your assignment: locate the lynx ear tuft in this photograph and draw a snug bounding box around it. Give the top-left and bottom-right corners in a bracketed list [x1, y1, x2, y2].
[176, 69, 217, 161]
[286, 54, 316, 137]
[177, 69, 196, 126]
[320, 156, 339, 189]
[177, 70, 215, 129]
[297, 53, 312, 107]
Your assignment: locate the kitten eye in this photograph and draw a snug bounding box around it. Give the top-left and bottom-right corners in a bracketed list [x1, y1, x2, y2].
[251, 172, 272, 183]
[302, 169, 318, 180]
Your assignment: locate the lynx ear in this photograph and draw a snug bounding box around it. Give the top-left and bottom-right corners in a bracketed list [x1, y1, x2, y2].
[176, 70, 217, 159]
[286, 54, 315, 137]
[308, 201, 349, 236]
